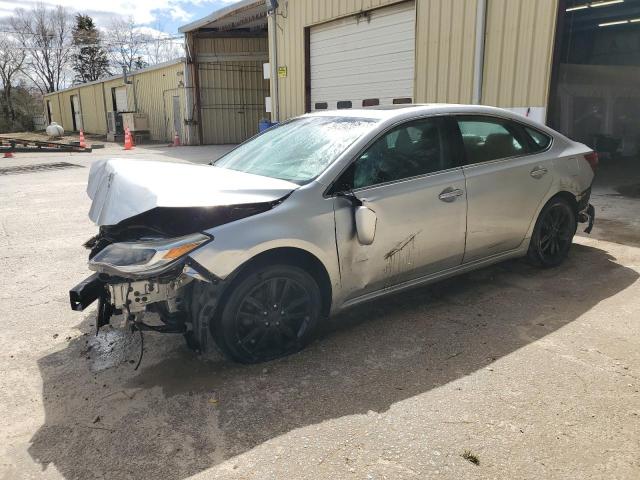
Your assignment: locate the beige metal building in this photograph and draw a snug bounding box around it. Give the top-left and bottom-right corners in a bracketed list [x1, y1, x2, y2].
[43, 59, 186, 143]
[43, 0, 640, 156]
[199, 0, 638, 159]
[265, 0, 557, 123]
[179, 0, 559, 128]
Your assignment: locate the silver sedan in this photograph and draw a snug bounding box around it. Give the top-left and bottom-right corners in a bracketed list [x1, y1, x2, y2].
[71, 104, 596, 363]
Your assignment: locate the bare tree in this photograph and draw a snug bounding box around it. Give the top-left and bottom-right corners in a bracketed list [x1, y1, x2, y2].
[10, 5, 73, 94]
[0, 36, 27, 123]
[104, 17, 148, 72]
[144, 36, 184, 65]
[142, 22, 184, 65]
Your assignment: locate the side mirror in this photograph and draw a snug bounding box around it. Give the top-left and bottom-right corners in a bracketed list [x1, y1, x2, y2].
[355, 206, 377, 245]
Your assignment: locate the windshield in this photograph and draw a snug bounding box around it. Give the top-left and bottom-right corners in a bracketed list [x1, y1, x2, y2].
[213, 116, 378, 183]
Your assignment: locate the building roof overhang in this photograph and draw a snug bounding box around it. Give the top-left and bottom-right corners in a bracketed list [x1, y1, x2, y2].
[179, 0, 268, 34]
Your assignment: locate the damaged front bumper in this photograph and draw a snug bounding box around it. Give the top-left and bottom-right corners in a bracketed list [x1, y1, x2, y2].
[69, 257, 214, 335]
[70, 273, 104, 312]
[70, 265, 199, 335]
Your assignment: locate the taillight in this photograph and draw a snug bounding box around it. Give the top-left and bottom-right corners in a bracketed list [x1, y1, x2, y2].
[584, 151, 598, 173]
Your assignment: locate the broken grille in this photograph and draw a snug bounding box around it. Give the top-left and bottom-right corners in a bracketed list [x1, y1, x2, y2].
[0, 162, 84, 176]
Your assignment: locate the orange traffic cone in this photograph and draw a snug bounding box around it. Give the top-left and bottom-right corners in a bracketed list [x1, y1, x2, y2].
[79, 129, 86, 149]
[124, 127, 133, 150]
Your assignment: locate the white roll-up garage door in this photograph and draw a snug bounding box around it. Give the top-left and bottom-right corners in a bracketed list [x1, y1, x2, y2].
[310, 1, 415, 111]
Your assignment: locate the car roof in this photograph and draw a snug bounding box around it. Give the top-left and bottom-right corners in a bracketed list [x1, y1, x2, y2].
[303, 103, 541, 125]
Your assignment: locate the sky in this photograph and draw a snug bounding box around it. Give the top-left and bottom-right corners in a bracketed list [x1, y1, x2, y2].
[0, 0, 238, 35]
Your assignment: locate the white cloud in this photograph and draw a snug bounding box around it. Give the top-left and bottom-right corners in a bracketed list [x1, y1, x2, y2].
[169, 5, 192, 22]
[0, 0, 230, 28]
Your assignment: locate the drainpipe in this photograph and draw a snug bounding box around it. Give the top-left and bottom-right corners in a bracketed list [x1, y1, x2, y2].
[268, 8, 280, 122]
[183, 58, 193, 145]
[132, 77, 139, 112]
[472, 0, 487, 105]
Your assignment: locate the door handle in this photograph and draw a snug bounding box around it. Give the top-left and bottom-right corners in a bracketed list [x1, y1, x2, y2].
[439, 188, 464, 202]
[530, 166, 548, 179]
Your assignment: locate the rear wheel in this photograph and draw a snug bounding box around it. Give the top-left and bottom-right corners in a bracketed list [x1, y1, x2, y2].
[528, 197, 577, 268]
[212, 265, 322, 363]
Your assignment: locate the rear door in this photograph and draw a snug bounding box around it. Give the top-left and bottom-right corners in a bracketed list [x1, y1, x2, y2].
[453, 115, 554, 263]
[332, 116, 467, 301]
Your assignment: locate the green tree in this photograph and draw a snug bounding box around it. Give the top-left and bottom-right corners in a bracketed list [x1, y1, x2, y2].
[72, 14, 109, 84]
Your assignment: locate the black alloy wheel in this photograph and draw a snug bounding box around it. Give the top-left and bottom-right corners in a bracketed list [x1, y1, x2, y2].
[528, 197, 577, 268]
[213, 265, 322, 363]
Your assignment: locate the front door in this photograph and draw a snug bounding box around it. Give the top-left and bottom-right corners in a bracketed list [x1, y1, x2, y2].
[332, 116, 467, 303]
[453, 115, 554, 262]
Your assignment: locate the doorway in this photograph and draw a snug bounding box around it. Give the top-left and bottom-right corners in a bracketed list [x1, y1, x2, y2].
[549, 0, 640, 167]
[70, 95, 83, 131]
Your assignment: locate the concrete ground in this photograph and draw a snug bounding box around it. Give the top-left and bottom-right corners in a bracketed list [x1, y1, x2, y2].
[0, 144, 639, 480]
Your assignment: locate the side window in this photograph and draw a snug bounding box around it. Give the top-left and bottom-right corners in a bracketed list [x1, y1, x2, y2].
[348, 118, 453, 189]
[524, 126, 552, 152]
[456, 116, 529, 165]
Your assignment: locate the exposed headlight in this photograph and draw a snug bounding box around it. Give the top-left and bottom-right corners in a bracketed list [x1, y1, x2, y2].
[89, 233, 211, 277]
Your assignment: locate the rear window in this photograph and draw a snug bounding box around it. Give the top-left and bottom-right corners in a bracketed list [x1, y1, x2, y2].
[524, 127, 552, 152]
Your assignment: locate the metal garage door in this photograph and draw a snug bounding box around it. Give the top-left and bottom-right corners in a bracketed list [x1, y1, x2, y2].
[310, 1, 415, 111]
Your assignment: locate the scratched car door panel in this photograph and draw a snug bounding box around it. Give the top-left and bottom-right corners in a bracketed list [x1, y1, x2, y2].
[332, 116, 467, 301]
[454, 116, 554, 263]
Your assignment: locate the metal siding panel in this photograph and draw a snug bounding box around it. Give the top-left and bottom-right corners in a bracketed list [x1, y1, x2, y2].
[461, 0, 478, 102]
[132, 63, 185, 141]
[483, 0, 557, 108]
[79, 86, 96, 133]
[414, 0, 476, 104]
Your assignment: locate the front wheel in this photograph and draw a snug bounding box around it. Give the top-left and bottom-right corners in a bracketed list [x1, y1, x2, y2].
[528, 197, 577, 268]
[212, 264, 322, 363]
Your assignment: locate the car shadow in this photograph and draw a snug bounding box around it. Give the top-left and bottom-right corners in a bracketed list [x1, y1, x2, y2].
[28, 244, 637, 479]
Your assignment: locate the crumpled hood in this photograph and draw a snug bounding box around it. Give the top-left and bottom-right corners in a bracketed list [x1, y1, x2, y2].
[87, 158, 299, 226]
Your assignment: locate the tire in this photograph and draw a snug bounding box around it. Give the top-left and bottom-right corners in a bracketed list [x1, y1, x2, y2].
[211, 264, 322, 364]
[527, 197, 577, 268]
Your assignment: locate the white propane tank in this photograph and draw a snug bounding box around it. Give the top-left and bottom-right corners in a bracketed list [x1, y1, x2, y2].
[46, 122, 64, 138]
